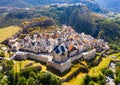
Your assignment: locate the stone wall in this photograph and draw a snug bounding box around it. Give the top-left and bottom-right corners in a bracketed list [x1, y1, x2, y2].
[47, 59, 71, 74]
[90, 56, 102, 67]
[53, 52, 68, 63]
[69, 50, 78, 57]
[14, 48, 97, 76]
[14, 52, 28, 60]
[61, 65, 88, 82]
[70, 53, 83, 63]
[14, 52, 49, 63]
[27, 53, 48, 63]
[69, 49, 96, 63]
[82, 49, 96, 61]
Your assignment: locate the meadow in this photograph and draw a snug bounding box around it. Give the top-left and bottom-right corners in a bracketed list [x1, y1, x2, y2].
[0, 26, 21, 42]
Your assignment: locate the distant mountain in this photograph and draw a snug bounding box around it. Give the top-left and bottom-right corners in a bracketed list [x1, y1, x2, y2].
[0, 0, 31, 7]
[0, 0, 100, 12]
[0, 0, 120, 12]
[96, 0, 120, 12]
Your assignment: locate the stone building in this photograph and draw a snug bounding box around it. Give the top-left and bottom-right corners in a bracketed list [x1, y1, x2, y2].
[53, 43, 68, 63]
[47, 43, 71, 75]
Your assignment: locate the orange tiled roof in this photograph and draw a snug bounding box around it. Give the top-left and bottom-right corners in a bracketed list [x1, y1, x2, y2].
[69, 35, 77, 39]
[68, 45, 74, 51]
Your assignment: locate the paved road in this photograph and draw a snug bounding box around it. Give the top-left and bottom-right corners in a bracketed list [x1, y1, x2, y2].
[106, 77, 115, 85]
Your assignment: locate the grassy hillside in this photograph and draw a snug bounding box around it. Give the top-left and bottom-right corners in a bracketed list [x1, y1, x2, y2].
[0, 26, 21, 42]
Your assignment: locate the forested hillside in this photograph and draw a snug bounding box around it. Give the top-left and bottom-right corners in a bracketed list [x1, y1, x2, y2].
[42, 6, 120, 49]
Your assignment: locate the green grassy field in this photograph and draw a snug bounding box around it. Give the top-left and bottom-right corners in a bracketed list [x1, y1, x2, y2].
[13, 60, 46, 73]
[0, 26, 21, 42]
[68, 73, 86, 85]
[110, 52, 120, 60]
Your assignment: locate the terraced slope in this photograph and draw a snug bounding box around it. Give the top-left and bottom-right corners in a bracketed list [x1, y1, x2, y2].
[0, 26, 21, 42]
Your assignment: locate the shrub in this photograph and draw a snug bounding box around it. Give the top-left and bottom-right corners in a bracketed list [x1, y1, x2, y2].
[88, 81, 95, 85]
[17, 76, 27, 85]
[102, 68, 114, 78]
[20, 66, 41, 78]
[27, 77, 36, 85]
[84, 74, 91, 85]
[0, 51, 5, 57]
[37, 72, 61, 85]
[2, 60, 14, 72]
[115, 62, 120, 85]
[115, 77, 120, 85]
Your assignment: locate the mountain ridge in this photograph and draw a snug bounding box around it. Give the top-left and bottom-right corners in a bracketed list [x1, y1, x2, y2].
[0, 0, 100, 12]
[0, 0, 119, 12]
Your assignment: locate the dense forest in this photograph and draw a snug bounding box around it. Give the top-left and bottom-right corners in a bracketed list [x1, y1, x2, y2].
[0, 60, 60, 85]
